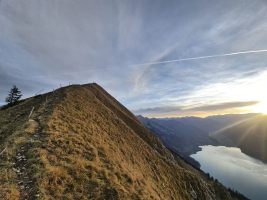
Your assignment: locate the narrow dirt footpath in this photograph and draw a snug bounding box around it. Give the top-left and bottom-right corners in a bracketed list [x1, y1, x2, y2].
[14, 142, 38, 200]
[13, 99, 49, 200]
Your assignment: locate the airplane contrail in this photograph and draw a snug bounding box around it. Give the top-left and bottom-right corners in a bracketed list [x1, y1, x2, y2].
[131, 49, 267, 67]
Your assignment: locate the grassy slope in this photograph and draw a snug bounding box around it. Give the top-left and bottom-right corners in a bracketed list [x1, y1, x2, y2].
[0, 91, 58, 199]
[212, 115, 267, 163]
[0, 84, 245, 200]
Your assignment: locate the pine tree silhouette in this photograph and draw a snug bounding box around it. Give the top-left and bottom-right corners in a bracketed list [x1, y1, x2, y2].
[5, 85, 22, 105]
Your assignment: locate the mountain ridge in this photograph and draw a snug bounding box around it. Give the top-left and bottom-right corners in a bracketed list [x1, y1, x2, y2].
[0, 83, 247, 200]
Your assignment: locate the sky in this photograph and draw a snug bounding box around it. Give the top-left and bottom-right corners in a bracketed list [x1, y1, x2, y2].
[1, 0, 267, 117]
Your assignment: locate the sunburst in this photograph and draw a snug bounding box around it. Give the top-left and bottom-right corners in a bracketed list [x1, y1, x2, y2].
[251, 102, 267, 114]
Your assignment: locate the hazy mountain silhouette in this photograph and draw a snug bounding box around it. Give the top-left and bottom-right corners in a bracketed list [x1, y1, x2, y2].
[138, 114, 259, 165]
[211, 115, 267, 163]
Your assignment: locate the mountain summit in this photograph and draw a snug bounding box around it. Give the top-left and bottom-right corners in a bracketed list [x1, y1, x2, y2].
[0, 83, 246, 200]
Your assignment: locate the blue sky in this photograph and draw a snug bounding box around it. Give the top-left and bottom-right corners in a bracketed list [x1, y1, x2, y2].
[1, 0, 267, 117]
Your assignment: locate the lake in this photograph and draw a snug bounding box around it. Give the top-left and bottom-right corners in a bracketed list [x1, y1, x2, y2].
[190, 145, 267, 200]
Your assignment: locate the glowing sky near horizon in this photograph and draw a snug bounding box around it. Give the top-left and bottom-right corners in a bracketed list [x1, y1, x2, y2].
[0, 0, 267, 117]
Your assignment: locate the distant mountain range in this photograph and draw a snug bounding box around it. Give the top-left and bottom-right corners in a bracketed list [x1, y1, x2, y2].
[138, 113, 261, 164]
[212, 115, 267, 163]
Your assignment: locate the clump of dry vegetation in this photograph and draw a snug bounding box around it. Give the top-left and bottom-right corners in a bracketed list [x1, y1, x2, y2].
[0, 84, 246, 200]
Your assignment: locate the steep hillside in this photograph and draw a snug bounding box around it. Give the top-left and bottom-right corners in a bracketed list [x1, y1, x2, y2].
[212, 115, 267, 163]
[0, 83, 247, 200]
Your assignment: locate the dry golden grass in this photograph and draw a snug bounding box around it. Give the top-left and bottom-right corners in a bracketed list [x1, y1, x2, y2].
[0, 92, 58, 199]
[0, 84, 244, 200]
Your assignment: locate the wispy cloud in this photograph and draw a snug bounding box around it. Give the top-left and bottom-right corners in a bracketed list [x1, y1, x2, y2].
[135, 101, 259, 117]
[186, 101, 259, 112]
[131, 49, 267, 67]
[0, 0, 267, 115]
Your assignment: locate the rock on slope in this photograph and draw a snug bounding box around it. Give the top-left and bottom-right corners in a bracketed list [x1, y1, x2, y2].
[0, 83, 246, 200]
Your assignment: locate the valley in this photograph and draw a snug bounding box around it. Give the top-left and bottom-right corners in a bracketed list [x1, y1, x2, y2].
[139, 113, 267, 200]
[138, 114, 261, 164]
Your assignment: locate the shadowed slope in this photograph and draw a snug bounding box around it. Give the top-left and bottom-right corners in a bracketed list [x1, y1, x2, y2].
[212, 115, 267, 163]
[0, 83, 247, 200]
[138, 114, 258, 158]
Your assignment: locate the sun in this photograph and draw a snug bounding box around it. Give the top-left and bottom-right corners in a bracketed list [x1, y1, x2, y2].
[250, 102, 267, 114]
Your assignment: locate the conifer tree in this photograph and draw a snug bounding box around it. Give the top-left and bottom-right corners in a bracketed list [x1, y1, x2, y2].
[5, 85, 22, 105]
